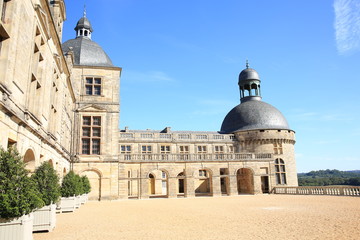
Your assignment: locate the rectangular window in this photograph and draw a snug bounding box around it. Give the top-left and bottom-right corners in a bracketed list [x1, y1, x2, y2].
[179, 146, 189, 160]
[199, 170, 207, 177]
[160, 145, 170, 153]
[121, 145, 131, 153]
[85, 77, 102, 96]
[214, 146, 224, 160]
[141, 145, 152, 160]
[82, 139, 90, 155]
[92, 139, 100, 155]
[160, 145, 170, 160]
[81, 116, 101, 155]
[197, 146, 207, 159]
[229, 146, 234, 153]
[121, 145, 132, 160]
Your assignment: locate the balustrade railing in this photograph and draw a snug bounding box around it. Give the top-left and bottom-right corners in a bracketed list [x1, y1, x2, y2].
[119, 153, 273, 162]
[272, 186, 360, 196]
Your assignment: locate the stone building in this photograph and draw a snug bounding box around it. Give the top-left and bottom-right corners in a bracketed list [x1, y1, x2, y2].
[0, 0, 298, 201]
[0, 0, 73, 178]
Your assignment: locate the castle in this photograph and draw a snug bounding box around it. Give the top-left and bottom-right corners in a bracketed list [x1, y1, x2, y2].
[0, 0, 297, 200]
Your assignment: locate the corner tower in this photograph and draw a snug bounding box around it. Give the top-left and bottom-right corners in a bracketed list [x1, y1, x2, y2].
[62, 11, 121, 200]
[221, 64, 298, 188]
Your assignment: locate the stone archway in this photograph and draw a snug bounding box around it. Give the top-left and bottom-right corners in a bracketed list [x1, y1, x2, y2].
[23, 149, 36, 173]
[80, 169, 102, 201]
[148, 173, 155, 195]
[195, 169, 212, 196]
[237, 168, 254, 194]
[177, 172, 185, 195]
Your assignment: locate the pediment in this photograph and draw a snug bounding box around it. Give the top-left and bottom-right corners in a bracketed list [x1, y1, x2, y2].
[77, 104, 107, 112]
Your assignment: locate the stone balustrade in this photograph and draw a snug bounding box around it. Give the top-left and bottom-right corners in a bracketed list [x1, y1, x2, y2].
[118, 153, 273, 162]
[119, 132, 236, 142]
[272, 186, 360, 196]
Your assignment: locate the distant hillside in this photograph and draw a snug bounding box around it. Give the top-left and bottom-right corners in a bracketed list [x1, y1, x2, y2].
[298, 169, 360, 186]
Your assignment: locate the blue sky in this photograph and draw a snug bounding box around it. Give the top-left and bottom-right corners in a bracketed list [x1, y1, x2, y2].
[62, 0, 360, 172]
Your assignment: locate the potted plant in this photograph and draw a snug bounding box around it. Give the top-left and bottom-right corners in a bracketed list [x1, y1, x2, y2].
[0, 147, 44, 240]
[74, 174, 83, 208]
[31, 161, 60, 232]
[58, 171, 81, 212]
[80, 175, 91, 204]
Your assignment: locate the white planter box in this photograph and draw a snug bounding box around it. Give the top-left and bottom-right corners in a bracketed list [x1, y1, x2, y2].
[0, 213, 34, 240]
[32, 204, 56, 232]
[80, 194, 88, 204]
[75, 195, 81, 209]
[58, 196, 76, 213]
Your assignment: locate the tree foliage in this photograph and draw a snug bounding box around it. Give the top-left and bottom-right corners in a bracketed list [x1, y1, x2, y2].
[0, 147, 44, 219]
[31, 161, 61, 205]
[61, 171, 89, 197]
[298, 169, 360, 186]
[81, 175, 91, 194]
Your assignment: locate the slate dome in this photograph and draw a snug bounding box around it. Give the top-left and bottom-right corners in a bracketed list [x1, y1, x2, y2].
[62, 14, 114, 67]
[220, 98, 290, 133]
[62, 38, 114, 67]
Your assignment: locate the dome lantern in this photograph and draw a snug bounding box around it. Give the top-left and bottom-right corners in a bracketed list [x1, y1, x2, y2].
[74, 6, 93, 40]
[238, 61, 261, 102]
[220, 64, 290, 133]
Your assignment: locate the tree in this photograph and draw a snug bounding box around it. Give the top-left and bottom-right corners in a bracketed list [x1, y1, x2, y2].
[0, 147, 44, 219]
[31, 161, 61, 205]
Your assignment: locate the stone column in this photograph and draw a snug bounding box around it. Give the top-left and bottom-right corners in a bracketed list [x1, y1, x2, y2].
[155, 179, 163, 195]
[139, 177, 149, 199]
[168, 177, 177, 198]
[117, 164, 128, 199]
[253, 175, 262, 194]
[228, 175, 238, 196]
[184, 167, 195, 198]
[212, 176, 221, 197]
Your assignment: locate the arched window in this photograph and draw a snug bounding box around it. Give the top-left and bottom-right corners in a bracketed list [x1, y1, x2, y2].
[275, 158, 287, 185]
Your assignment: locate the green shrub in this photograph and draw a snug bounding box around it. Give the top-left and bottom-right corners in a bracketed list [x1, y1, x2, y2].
[31, 161, 61, 205]
[74, 174, 84, 195]
[81, 175, 91, 194]
[61, 171, 83, 197]
[0, 147, 44, 219]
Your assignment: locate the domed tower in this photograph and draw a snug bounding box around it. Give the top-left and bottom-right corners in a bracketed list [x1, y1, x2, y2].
[221, 63, 298, 189]
[62, 10, 122, 200]
[62, 9, 114, 67]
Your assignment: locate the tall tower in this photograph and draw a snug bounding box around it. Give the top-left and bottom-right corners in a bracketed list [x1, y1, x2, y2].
[62, 12, 122, 200]
[221, 64, 298, 190]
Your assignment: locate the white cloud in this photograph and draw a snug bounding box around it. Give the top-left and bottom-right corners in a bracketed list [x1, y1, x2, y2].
[123, 70, 175, 83]
[334, 0, 360, 55]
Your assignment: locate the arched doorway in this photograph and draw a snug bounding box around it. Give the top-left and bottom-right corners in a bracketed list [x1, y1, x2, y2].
[23, 149, 36, 173]
[195, 169, 212, 196]
[80, 170, 101, 201]
[177, 172, 185, 195]
[237, 168, 254, 194]
[148, 173, 155, 195]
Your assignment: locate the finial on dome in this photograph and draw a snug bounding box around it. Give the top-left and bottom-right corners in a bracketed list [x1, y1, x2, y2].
[83, 4, 86, 17]
[246, 59, 249, 69]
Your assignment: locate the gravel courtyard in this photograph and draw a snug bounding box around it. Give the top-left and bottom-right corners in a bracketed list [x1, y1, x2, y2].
[34, 195, 360, 240]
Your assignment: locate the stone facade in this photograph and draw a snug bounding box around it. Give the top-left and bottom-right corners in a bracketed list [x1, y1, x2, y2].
[0, 0, 298, 201]
[0, 0, 72, 177]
